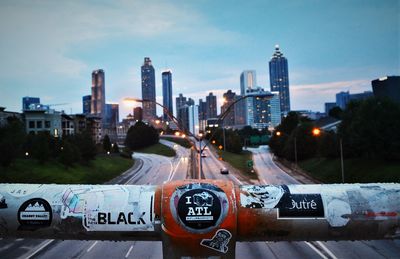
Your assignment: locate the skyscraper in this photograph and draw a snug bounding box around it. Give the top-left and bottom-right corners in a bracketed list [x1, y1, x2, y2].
[176, 93, 187, 124]
[198, 99, 207, 131]
[269, 45, 290, 116]
[133, 107, 143, 121]
[91, 69, 106, 122]
[22, 96, 40, 110]
[82, 95, 91, 114]
[221, 90, 236, 126]
[105, 103, 119, 128]
[162, 70, 173, 120]
[335, 91, 350, 110]
[206, 92, 217, 119]
[240, 70, 257, 95]
[141, 57, 156, 121]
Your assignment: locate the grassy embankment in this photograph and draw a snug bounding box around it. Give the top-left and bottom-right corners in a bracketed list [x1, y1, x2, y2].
[160, 136, 193, 148]
[0, 155, 134, 184]
[220, 150, 258, 180]
[135, 143, 176, 157]
[299, 158, 400, 183]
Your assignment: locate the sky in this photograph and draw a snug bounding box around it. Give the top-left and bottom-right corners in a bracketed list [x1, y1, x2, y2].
[0, 0, 399, 118]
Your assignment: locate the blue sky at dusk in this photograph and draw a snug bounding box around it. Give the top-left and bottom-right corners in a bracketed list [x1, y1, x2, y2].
[0, 0, 399, 118]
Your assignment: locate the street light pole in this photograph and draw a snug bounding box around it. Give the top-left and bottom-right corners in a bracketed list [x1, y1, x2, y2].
[294, 136, 298, 167]
[223, 125, 226, 152]
[340, 138, 345, 183]
[199, 137, 203, 179]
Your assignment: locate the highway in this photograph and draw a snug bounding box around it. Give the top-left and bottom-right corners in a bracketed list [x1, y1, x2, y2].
[0, 139, 190, 259]
[247, 145, 400, 258]
[1, 142, 399, 258]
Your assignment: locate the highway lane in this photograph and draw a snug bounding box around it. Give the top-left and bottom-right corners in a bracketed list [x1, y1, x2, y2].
[201, 144, 325, 258]
[0, 140, 190, 259]
[248, 145, 400, 259]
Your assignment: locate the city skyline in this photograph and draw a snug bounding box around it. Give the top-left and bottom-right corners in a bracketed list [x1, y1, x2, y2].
[0, 1, 398, 119]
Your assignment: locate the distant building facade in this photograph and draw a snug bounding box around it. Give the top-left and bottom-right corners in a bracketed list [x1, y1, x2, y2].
[24, 107, 62, 138]
[22, 97, 40, 110]
[372, 76, 400, 104]
[162, 70, 173, 121]
[221, 90, 236, 126]
[234, 95, 247, 126]
[245, 87, 281, 130]
[269, 45, 290, 116]
[240, 70, 257, 95]
[0, 107, 21, 127]
[141, 57, 157, 121]
[133, 107, 143, 121]
[336, 91, 350, 110]
[188, 105, 199, 136]
[206, 92, 217, 119]
[324, 102, 337, 114]
[82, 95, 91, 114]
[91, 69, 106, 123]
[198, 99, 207, 131]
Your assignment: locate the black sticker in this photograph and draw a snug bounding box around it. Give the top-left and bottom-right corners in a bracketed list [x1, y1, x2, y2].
[278, 193, 324, 218]
[18, 198, 52, 229]
[177, 189, 221, 230]
[200, 229, 232, 254]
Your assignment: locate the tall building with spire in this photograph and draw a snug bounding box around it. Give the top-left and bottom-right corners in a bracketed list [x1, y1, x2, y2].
[162, 70, 173, 121]
[269, 45, 290, 116]
[141, 57, 156, 121]
[240, 70, 257, 95]
[91, 69, 106, 122]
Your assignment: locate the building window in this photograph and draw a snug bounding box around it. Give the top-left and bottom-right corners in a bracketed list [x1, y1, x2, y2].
[29, 121, 35, 128]
[54, 128, 59, 138]
[37, 121, 42, 129]
[45, 121, 51, 128]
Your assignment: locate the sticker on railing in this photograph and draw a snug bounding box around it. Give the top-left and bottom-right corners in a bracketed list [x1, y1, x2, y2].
[171, 183, 229, 233]
[200, 229, 232, 253]
[18, 198, 52, 230]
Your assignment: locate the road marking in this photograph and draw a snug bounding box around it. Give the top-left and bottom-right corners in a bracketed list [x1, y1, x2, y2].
[86, 241, 98, 252]
[305, 241, 328, 259]
[168, 156, 182, 181]
[125, 245, 134, 258]
[25, 239, 54, 259]
[316, 241, 338, 259]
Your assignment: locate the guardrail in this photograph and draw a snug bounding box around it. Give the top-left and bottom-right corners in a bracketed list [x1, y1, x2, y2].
[0, 180, 399, 258]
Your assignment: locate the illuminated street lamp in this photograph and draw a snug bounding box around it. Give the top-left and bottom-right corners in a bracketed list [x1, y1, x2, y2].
[218, 145, 223, 150]
[276, 131, 281, 136]
[212, 140, 216, 144]
[312, 128, 321, 136]
[174, 131, 180, 137]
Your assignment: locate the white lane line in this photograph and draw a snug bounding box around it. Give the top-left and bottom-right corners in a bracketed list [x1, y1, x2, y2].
[168, 157, 182, 181]
[86, 241, 98, 253]
[125, 245, 134, 258]
[316, 241, 338, 259]
[25, 239, 54, 259]
[231, 174, 242, 185]
[304, 241, 328, 259]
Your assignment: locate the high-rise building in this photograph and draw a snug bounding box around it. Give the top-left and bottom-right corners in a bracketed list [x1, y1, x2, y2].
[350, 91, 373, 101]
[22, 97, 40, 110]
[133, 107, 143, 121]
[372, 76, 400, 104]
[188, 105, 199, 136]
[245, 87, 281, 130]
[234, 95, 246, 126]
[198, 99, 207, 131]
[105, 103, 119, 128]
[162, 70, 173, 121]
[221, 90, 236, 126]
[141, 57, 156, 121]
[269, 45, 290, 116]
[91, 69, 106, 123]
[176, 93, 187, 127]
[240, 70, 257, 95]
[82, 95, 91, 114]
[206, 92, 217, 119]
[187, 98, 195, 106]
[335, 91, 350, 110]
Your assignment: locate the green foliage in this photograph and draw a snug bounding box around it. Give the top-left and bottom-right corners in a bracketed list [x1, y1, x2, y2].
[136, 143, 176, 157]
[328, 106, 343, 119]
[207, 128, 242, 154]
[73, 131, 97, 161]
[112, 142, 120, 153]
[31, 132, 51, 164]
[0, 117, 25, 166]
[103, 135, 111, 152]
[125, 121, 159, 150]
[59, 140, 81, 167]
[283, 122, 318, 161]
[161, 136, 193, 148]
[338, 98, 400, 160]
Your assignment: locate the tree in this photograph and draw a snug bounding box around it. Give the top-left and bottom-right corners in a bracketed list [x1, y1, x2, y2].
[73, 131, 97, 162]
[32, 132, 51, 164]
[103, 135, 111, 153]
[112, 142, 120, 153]
[0, 117, 26, 166]
[125, 121, 159, 150]
[283, 122, 318, 161]
[269, 112, 300, 157]
[338, 98, 400, 160]
[328, 106, 343, 119]
[59, 140, 80, 167]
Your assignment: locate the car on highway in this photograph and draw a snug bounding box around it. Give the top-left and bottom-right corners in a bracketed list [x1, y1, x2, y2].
[201, 151, 207, 157]
[220, 167, 229, 174]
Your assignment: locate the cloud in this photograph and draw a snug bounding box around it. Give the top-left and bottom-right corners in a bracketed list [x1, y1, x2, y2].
[291, 79, 372, 111]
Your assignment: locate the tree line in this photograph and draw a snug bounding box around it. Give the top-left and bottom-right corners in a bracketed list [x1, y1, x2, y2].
[269, 98, 400, 162]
